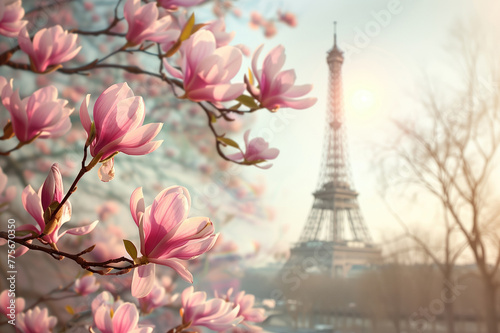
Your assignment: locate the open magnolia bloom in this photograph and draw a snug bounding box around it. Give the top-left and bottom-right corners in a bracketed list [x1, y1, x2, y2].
[17, 164, 98, 254]
[246, 44, 317, 111]
[17, 307, 57, 333]
[180, 286, 243, 331]
[227, 130, 280, 169]
[93, 302, 153, 333]
[129, 186, 218, 298]
[18, 25, 81, 73]
[217, 288, 267, 330]
[0, 0, 27, 38]
[163, 30, 245, 103]
[124, 0, 175, 46]
[0, 77, 73, 143]
[79, 83, 163, 182]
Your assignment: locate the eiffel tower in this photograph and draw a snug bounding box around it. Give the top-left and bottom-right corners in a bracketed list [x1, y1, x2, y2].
[283, 24, 381, 278]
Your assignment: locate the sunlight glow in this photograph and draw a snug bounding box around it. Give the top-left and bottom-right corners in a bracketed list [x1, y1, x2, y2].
[348, 89, 377, 117]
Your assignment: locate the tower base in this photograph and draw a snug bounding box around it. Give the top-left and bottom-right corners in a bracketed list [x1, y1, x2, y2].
[283, 241, 382, 278]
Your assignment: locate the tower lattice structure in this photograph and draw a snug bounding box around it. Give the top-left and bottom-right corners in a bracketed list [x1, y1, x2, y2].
[283, 25, 380, 278]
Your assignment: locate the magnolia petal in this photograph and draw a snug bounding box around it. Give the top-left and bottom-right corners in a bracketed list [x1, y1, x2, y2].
[162, 59, 183, 80]
[150, 258, 193, 283]
[63, 220, 98, 236]
[113, 303, 139, 333]
[130, 187, 145, 227]
[21, 185, 44, 230]
[94, 304, 113, 333]
[281, 97, 318, 110]
[79, 94, 92, 135]
[98, 158, 115, 182]
[131, 264, 156, 298]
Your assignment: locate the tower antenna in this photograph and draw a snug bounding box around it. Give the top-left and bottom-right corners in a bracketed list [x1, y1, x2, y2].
[334, 21, 337, 47]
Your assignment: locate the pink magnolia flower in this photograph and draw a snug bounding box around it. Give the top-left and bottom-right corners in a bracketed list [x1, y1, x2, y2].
[79, 83, 163, 182]
[227, 130, 279, 169]
[246, 45, 317, 111]
[0, 167, 16, 212]
[18, 163, 98, 250]
[157, 0, 205, 10]
[17, 307, 57, 333]
[138, 280, 170, 314]
[231, 290, 266, 330]
[91, 291, 122, 314]
[181, 286, 242, 331]
[94, 301, 153, 333]
[204, 18, 235, 47]
[18, 25, 81, 73]
[130, 186, 218, 298]
[0, 77, 73, 143]
[163, 30, 245, 103]
[0, 289, 25, 318]
[124, 0, 176, 46]
[0, 0, 27, 37]
[74, 274, 100, 296]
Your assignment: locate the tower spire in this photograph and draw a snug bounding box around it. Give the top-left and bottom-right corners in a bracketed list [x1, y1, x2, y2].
[334, 21, 337, 47]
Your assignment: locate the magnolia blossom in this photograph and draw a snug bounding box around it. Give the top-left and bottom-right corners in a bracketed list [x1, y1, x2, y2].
[247, 45, 317, 111]
[18, 25, 81, 73]
[157, 0, 205, 10]
[138, 281, 170, 314]
[17, 307, 57, 333]
[124, 0, 176, 46]
[93, 301, 153, 333]
[0, 167, 16, 212]
[227, 130, 279, 169]
[0, 77, 73, 143]
[204, 18, 235, 47]
[18, 164, 98, 250]
[181, 286, 242, 331]
[163, 30, 245, 103]
[231, 290, 266, 330]
[0, 289, 25, 318]
[74, 274, 100, 296]
[91, 291, 122, 314]
[130, 186, 218, 298]
[0, 0, 27, 37]
[79, 83, 163, 182]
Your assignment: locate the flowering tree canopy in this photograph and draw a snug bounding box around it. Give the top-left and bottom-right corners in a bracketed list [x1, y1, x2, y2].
[0, 0, 314, 332]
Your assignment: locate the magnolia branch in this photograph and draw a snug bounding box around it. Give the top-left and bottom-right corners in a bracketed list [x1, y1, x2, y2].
[0, 232, 138, 275]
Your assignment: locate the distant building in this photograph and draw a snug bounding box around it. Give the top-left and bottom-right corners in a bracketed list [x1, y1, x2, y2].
[282, 24, 382, 279]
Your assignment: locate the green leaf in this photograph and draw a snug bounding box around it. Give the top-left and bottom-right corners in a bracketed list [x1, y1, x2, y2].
[180, 13, 195, 42]
[123, 239, 138, 259]
[236, 95, 259, 109]
[217, 137, 240, 149]
[229, 103, 242, 111]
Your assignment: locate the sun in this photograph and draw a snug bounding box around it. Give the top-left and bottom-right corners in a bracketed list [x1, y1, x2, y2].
[349, 89, 376, 116]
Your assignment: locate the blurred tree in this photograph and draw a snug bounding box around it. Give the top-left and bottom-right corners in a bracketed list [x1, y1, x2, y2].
[377, 23, 500, 333]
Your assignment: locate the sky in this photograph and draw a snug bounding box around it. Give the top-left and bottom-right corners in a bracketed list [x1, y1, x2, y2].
[214, 0, 500, 256]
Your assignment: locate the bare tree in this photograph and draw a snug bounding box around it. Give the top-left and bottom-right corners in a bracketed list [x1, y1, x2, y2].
[377, 25, 500, 333]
